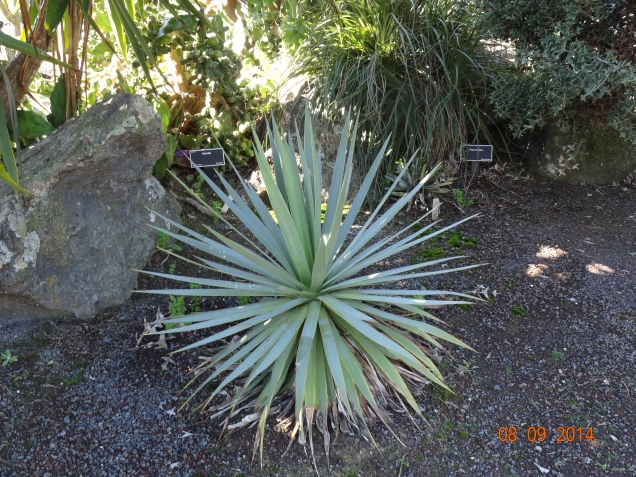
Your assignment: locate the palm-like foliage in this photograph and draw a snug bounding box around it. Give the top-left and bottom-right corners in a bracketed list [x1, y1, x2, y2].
[142, 108, 479, 460]
[0, 0, 208, 192]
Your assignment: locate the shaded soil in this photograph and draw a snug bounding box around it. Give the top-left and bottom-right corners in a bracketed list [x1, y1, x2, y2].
[1, 171, 635, 477]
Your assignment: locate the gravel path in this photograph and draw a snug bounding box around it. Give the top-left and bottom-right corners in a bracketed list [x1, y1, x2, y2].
[1, 174, 635, 477]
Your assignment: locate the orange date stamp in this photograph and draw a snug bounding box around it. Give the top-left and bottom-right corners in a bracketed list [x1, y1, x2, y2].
[498, 426, 595, 443]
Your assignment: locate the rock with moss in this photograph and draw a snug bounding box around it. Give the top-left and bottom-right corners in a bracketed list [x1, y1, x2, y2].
[0, 93, 181, 320]
[527, 117, 636, 185]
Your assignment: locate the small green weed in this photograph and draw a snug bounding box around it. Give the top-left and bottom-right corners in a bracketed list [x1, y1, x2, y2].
[459, 360, 475, 375]
[191, 173, 205, 191]
[504, 279, 512, 289]
[432, 382, 454, 402]
[446, 232, 477, 249]
[238, 296, 251, 306]
[447, 232, 462, 248]
[210, 201, 224, 223]
[156, 231, 169, 249]
[453, 189, 474, 208]
[168, 263, 177, 274]
[511, 305, 526, 316]
[9, 371, 28, 383]
[168, 295, 187, 317]
[394, 450, 410, 470]
[189, 283, 202, 312]
[458, 304, 473, 311]
[551, 351, 564, 361]
[157, 231, 182, 252]
[463, 237, 478, 248]
[63, 369, 85, 386]
[1, 349, 18, 366]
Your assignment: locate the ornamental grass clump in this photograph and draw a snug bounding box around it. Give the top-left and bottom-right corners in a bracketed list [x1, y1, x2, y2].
[291, 0, 506, 192]
[141, 108, 479, 460]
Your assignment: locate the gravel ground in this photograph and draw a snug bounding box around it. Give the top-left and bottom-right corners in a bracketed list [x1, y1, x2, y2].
[1, 171, 635, 477]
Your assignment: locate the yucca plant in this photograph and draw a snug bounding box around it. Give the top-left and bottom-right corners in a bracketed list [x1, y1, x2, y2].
[141, 108, 479, 462]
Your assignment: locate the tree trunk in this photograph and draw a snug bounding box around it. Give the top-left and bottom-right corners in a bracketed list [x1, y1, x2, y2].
[0, 15, 50, 120]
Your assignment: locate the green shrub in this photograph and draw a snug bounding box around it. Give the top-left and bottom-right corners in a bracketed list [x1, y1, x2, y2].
[483, 0, 636, 143]
[140, 107, 479, 459]
[293, 0, 504, 191]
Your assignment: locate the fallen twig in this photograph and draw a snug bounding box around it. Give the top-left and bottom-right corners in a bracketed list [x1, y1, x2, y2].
[183, 198, 216, 218]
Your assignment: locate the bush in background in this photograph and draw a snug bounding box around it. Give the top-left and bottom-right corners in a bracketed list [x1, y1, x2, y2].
[291, 0, 505, 192]
[483, 0, 636, 143]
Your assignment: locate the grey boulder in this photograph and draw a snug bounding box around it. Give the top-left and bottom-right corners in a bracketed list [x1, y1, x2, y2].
[0, 93, 181, 320]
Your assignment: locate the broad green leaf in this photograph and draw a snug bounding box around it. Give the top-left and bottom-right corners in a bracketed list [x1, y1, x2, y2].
[333, 136, 390, 252]
[0, 166, 29, 194]
[329, 329, 373, 405]
[0, 67, 28, 194]
[153, 134, 177, 179]
[105, 0, 127, 57]
[182, 324, 279, 405]
[49, 76, 66, 128]
[116, 70, 134, 94]
[45, 0, 69, 32]
[210, 313, 295, 399]
[213, 171, 295, 272]
[310, 237, 328, 292]
[317, 308, 349, 412]
[0, 32, 74, 69]
[296, 301, 319, 365]
[0, 75, 19, 189]
[175, 0, 211, 28]
[154, 99, 171, 134]
[15, 110, 54, 139]
[155, 15, 198, 39]
[313, 334, 330, 414]
[321, 111, 352, 238]
[195, 256, 286, 288]
[246, 305, 306, 385]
